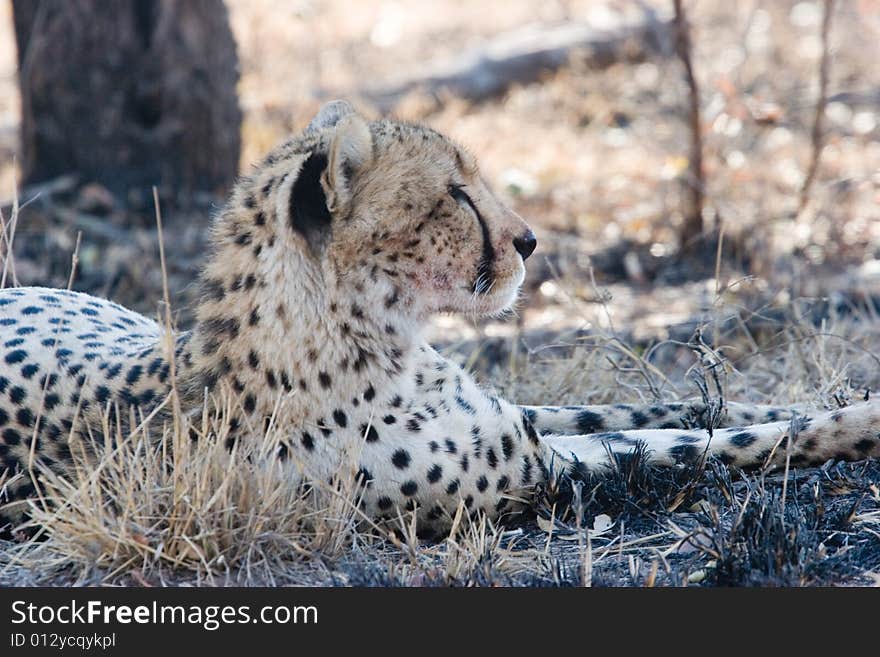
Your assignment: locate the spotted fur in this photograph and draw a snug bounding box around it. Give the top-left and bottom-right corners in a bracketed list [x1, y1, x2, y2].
[1, 101, 877, 537]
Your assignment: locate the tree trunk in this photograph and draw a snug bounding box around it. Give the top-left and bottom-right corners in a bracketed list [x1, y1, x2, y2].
[12, 0, 242, 207]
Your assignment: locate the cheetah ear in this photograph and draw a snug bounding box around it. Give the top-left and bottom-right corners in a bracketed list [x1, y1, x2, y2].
[288, 114, 372, 254]
[323, 113, 373, 214]
[305, 100, 356, 134]
[289, 150, 334, 254]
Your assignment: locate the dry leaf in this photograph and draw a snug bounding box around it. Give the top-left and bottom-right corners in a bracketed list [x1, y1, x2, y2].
[591, 513, 613, 535]
[687, 569, 706, 584]
[536, 515, 554, 534]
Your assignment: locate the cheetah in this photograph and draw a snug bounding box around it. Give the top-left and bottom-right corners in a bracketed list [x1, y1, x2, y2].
[0, 101, 877, 538]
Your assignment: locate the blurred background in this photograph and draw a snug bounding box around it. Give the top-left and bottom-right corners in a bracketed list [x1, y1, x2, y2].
[0, 0, 878, 400]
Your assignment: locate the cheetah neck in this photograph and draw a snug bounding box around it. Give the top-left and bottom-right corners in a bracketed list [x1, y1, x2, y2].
[184, 207, 422, 421]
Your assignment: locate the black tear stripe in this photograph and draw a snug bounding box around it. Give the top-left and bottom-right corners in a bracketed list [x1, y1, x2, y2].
[467, 199, 495, 294]
[289, 151, 332, 251]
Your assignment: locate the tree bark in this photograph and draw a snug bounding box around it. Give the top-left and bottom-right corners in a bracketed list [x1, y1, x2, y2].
[12, 0, 242, 207]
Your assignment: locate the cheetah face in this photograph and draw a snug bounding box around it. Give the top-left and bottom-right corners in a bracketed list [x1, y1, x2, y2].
[294, 102, 536, 320]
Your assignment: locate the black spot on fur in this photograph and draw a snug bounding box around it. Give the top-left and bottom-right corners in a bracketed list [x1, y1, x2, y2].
[20, 364, 39, 379]
[301, 432, 315, 451]
[576, 410, 605, 433]
[15, 408, 33, 427]
[854, 438, 874, 455]
[521, 414, 540, 446]
[202, 317, 240, 340]
[5, 350, 26, 365]
[360, 424, 379, 442]
[521, 454, 533, 484]
[125, 364, 143, 385]
[730, 431, 757, 448]
[392, 449, 411, 469]
[669, 444, 701, 463]
[591, 431, 633, 445]
[631, 411, 649, 427]
[9, 386, 26, 405]
[500, 434, 514, 460]
[2, 427, 21, 445]
[427, 464, 443, 483]
[455, 395, 475, 415]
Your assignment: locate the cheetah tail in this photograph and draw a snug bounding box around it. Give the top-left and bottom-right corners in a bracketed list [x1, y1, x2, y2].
[538, 400, 880, 473]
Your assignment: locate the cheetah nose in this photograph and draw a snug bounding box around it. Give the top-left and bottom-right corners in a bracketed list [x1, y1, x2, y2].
[513, 230, 537, 261]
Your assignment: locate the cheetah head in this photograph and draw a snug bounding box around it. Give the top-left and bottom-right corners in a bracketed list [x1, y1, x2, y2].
[283, 101, 536, 320]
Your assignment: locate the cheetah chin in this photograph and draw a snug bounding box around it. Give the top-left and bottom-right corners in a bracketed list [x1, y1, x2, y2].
[0, 100, 877, 538]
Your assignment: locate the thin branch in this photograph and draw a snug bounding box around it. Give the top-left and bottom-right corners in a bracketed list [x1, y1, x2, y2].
[66, 230, 82, 291]
[673, 0, 704, 250]
[797, 0, 835, 216]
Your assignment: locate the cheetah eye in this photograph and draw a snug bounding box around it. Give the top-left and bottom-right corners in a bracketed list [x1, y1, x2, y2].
[448, 184, 474, 211]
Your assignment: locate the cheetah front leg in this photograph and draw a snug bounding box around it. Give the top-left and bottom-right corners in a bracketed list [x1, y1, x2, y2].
[521, 401, 801, 436]
[537, 400, 879, 473]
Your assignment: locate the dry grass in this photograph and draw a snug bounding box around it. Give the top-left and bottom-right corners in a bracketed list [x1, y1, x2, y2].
[473, 255, 880, 412]
[8, 401, 370, 585]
